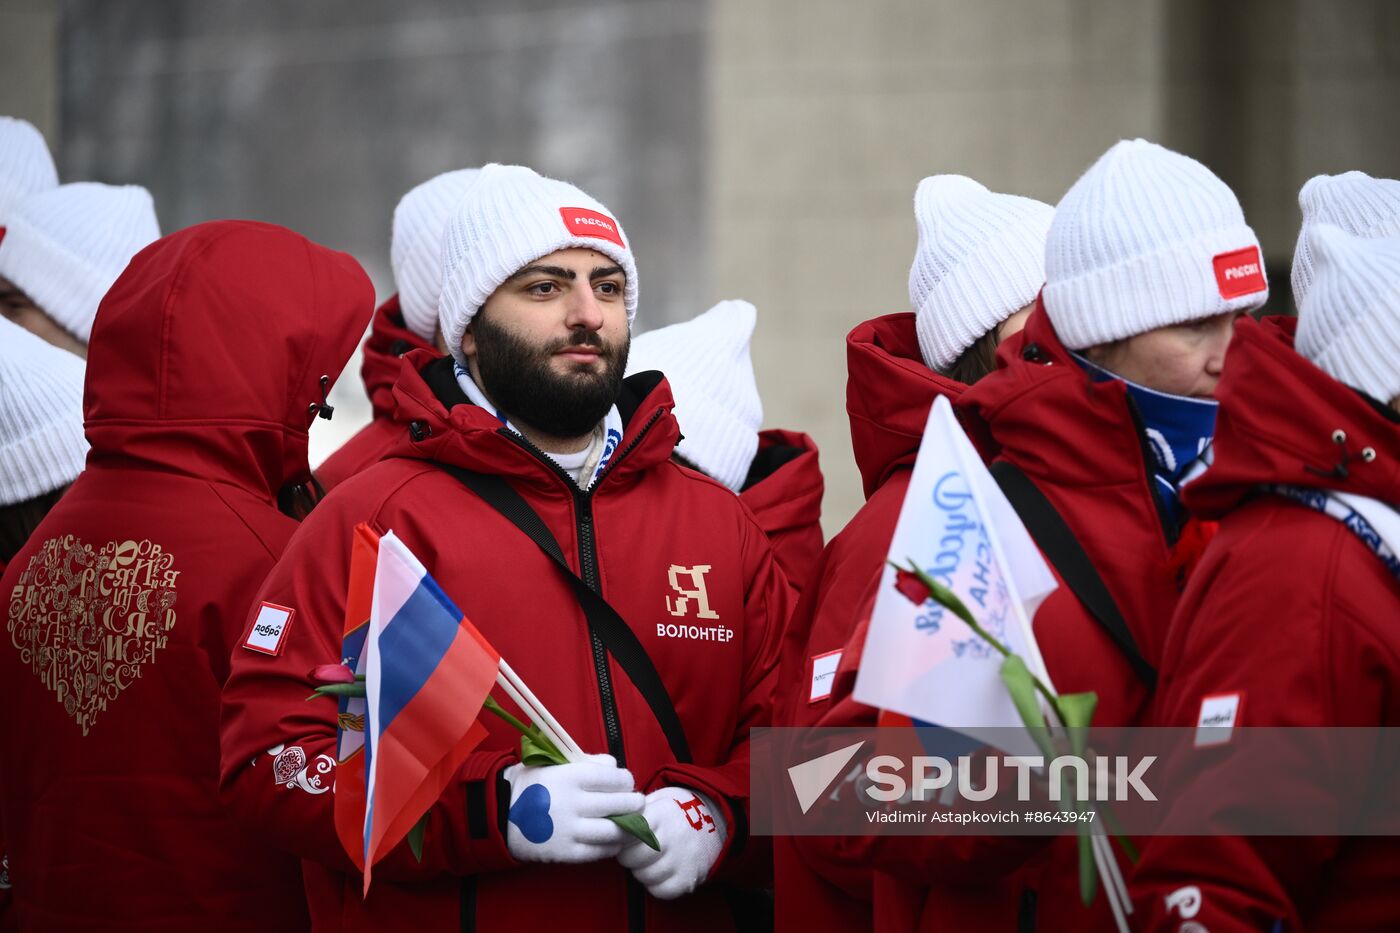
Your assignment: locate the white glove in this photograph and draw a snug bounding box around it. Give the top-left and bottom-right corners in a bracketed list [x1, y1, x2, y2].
[504, 754, 644, 864]
[617, 785, 729, 900]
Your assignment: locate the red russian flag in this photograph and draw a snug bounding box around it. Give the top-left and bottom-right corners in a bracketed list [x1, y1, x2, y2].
[360, 530, 500, 893]
[332, 523, 379, 871]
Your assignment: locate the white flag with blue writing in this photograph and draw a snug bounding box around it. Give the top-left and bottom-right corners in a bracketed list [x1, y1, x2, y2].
[853, 395, 1058, 733]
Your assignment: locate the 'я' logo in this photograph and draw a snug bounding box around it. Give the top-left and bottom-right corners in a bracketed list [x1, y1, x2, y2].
[666, 564, 719, 619]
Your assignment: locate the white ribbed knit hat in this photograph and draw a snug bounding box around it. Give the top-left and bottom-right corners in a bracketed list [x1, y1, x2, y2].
[908, 175, 1053, 371]
[1044, 139, 1268, 350]
[1296, 223, 1400, 405]
[0, 116, 58, 222]
[626, 300, 762, 492]
[391, 167, 481, 341]
[0, 317, 88, 506]
[439, 163, 638, 365]
[1292, 171, 1400, 308]
[0, 182, 160, 343]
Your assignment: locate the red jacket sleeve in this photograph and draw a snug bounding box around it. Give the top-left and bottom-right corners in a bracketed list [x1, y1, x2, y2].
[218, 496, 519, 883]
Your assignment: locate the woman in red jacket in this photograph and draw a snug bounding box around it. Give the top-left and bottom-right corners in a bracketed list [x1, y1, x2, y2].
[792, 139, 1273, 932]
[0, 221, 374, 931]
[1130, 226, 1400, 932]
[775, 175, 1053, 932]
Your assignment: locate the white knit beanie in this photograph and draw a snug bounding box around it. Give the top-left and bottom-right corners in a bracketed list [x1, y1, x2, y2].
[908, 175, 1053, 371]
[0, 317, 88, 506]
[1296, 223, 1400, 405]
[0, 116, 58, 222]
[626, 300, 762, 492]
[391, 167, 481, 342]
[0, 182, 160, 343]
[1044, 139, 1268, 350]
[1292, 171, 1400, 308]
[439, 163, 638, 365]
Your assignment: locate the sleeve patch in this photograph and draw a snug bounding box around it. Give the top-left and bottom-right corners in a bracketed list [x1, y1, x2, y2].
[243, 602, 296, 656]
[1194, 691, 1243, 747]
[808, 650, 842, 704]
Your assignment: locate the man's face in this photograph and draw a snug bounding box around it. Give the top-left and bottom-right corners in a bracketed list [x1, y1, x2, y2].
[0, 275, 86, 357]
[1084, 312, 1240, 398]
[463, 247, 630, 438]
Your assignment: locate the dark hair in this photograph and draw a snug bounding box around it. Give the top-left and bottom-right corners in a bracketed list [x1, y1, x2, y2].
[946, 326, 1001, 386]
[0, 486, 68, 564]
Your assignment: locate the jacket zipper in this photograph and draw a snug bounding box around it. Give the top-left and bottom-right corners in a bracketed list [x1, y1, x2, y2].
[499, 407, 666, 766]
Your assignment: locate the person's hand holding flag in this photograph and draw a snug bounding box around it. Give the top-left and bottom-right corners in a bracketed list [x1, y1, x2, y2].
[314, 523, 659, 892]
[503, 754, 644, 864]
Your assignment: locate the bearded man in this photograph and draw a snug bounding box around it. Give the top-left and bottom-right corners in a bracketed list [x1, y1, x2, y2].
[219, 164, 788, 933]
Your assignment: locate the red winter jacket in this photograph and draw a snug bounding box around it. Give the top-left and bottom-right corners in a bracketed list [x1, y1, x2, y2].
[741, 429, 824, 597]
[316, 294, 434, 491]
[782, 303, 1198, 931]
[0, 222, 373, 932]
[1129, 317, 1400, 932]
[774, 313, 969, 933]
[219, 351, 789, 933]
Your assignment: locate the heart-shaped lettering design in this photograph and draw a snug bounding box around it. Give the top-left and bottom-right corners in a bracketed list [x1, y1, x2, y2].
[6, 535, 180, 735]
[508, 782, 555, 844]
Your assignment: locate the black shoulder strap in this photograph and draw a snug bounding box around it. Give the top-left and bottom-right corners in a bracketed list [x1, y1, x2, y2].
[990, 460, 1158, 691]
[434, 462, 693, 764]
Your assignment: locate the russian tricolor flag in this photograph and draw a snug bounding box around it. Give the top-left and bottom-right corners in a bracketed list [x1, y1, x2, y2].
[331, 524, 377, 871]
[359, 529, 500, 893]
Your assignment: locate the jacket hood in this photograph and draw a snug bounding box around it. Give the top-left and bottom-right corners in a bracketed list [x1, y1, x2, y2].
[361, 294, 434, 419]
[958, 297, 1173, 530]
[387, 350, 683, 495]
[83, 220, 375, 498]
[1183, 315, 1400, 517]
[741, 428, 823, 534]
[846, 313, 968, 499]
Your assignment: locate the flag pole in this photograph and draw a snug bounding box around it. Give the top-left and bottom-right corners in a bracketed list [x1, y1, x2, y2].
[498, 658, 584, 758]
[493, 665, 584, 760]
[1091, 833, 1131, 933]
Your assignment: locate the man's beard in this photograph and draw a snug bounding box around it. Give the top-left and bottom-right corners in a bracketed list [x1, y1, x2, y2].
[472, 311, 629, 439]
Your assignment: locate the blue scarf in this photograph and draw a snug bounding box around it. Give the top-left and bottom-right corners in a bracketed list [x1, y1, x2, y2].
[1267, 486, 1400, 584]
[1073, 354, 1219, 529]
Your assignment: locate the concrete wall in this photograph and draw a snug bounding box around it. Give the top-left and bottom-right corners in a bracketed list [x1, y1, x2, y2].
[0, 0, 60, 136]
[10, 1, 1397, 533]
[709, 0, 1400, 535]
[55, 0, 707, 463]
[709, 0, 1172, 534]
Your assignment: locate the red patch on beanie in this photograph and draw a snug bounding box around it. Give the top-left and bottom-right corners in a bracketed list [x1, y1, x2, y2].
[559, 207, 625, 250]
[1213, 246, 1266, 300]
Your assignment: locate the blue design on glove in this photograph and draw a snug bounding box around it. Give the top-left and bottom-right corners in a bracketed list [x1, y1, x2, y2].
[508, 783, 554, 843]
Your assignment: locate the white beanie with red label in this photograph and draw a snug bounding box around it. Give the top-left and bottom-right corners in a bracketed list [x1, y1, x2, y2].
[0, 116, 58, 222]
[626, 300, 763, 492]
[391, 167, 481, 342]
[1044, 138, 1268, 350]
[908, 175, 1052, 372]
[0, 317, 88, 506]
[438, 163, 638, 365]
[1292, 171, 1400, 308]
[0, 181, 160, 343]
[1297, 223, 1400, 405]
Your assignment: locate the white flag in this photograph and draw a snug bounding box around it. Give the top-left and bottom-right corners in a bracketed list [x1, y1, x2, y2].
[853, 395, 1058, 737]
